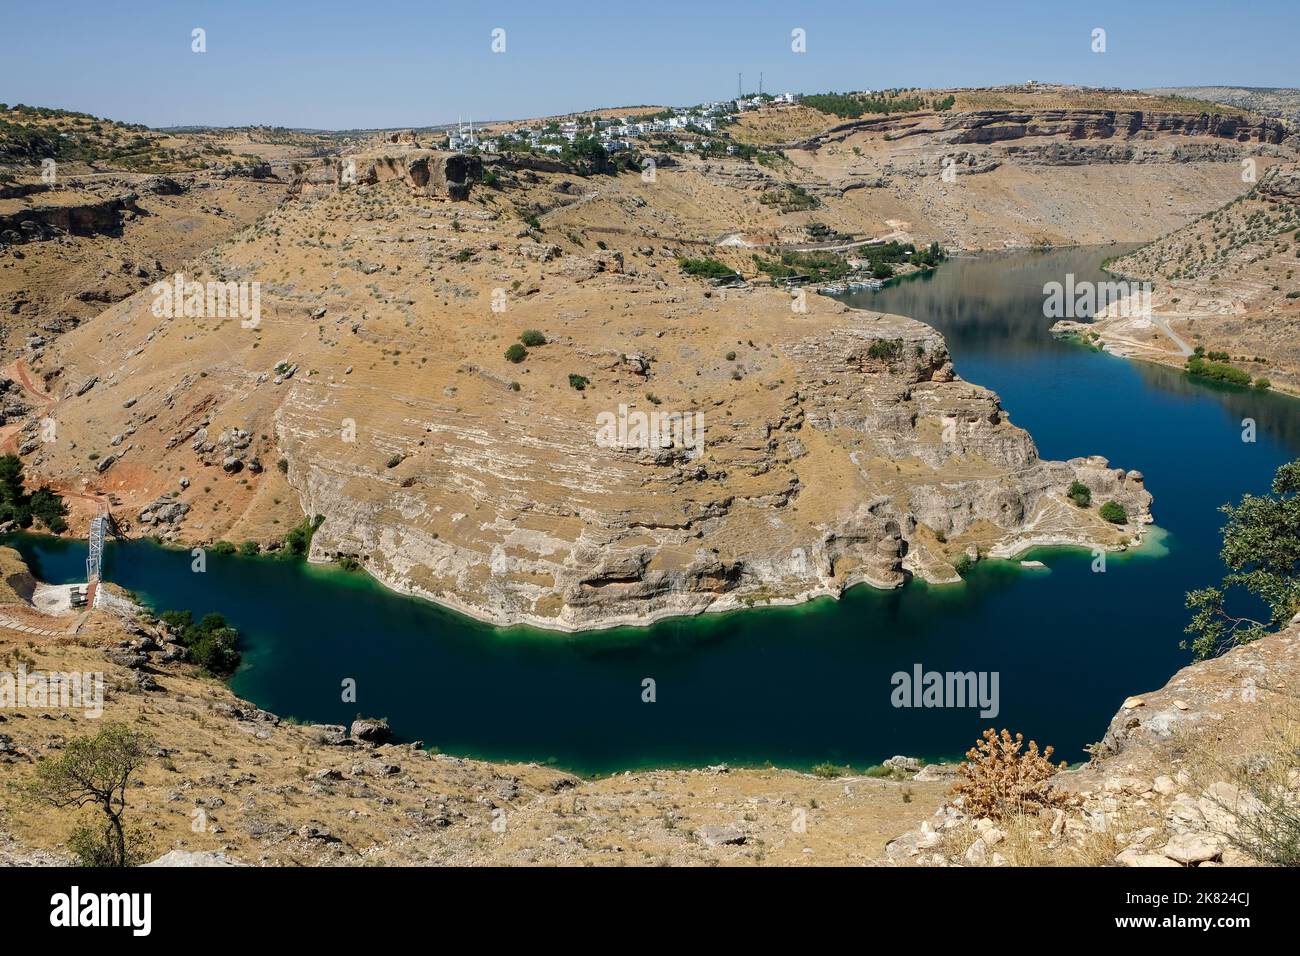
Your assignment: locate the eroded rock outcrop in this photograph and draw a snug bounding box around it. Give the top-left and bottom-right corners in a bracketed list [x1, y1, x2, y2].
[275, 305, 1150, 630]
[292, 150, 482, 200]
[941, 109, 1286, 146]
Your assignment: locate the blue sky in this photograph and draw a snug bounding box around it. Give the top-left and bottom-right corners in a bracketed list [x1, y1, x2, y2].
[2, 0, 1296, 129]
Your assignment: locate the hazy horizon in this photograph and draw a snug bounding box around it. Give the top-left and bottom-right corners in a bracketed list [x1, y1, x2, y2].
[2, 0, 1298, 130]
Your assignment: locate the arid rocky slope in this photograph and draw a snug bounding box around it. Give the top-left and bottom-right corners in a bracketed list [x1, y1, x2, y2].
[14, 139, 1153, 629]
[887, 621, 1300, 868]
[0, 172, 289, 365]
[1076, 162, 1300, 393]
[0, 108, 330, 367]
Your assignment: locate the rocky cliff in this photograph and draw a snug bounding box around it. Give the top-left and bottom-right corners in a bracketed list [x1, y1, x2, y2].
[941, 109, 1287, 146]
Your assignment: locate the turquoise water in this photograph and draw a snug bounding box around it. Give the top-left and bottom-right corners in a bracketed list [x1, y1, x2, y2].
[10, 246, 1300, 775]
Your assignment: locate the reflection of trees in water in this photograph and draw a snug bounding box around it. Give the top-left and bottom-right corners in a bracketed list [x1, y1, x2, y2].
[1132, 361, 1300, 453]
[840, 245, 1141, 357]
[836, 244, 1300, 455]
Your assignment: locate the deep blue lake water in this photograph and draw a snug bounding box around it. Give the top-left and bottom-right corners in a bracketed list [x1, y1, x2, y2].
[10, 246, 1299, 774]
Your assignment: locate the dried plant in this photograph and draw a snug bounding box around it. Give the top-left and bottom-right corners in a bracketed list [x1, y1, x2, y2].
[953, 729, 1067, 820]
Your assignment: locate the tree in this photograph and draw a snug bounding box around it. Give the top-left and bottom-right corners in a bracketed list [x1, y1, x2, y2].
[563, 135, 609, 175]
[1185, 460, 1300, 660]
[0, 454, 25, 521]
[184, 612, 241, 676]
[0, 454, 68, 531]
[1067, 480, 1091, 507]
[32, 723, 152, 867]
[1099, 500, 1127, 524]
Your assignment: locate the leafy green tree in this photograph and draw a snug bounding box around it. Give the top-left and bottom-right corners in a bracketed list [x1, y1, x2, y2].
[32, 723, 153, 867]
[677, 257, 738, 282]
[0, 454, 68, 531]
[1099, 501, 1127, 524]
[284, 514, 325, 556]
[185, 613, 241, 675]
[0, 454, 26, 522]
[157, 609, 242, 675]
[563, 135, 609, 174]
[1185, 460, 1300, 659]
[1067, 480, 1091, 507]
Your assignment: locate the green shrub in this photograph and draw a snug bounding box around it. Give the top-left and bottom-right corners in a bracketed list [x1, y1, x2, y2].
[1067, 480, 1092, 507]
[28, 486, 69, 533]
[158, 610, 242, 676]
[0, 455, 69, 533]
[867, 339, 903, 361]
[505, 343, 528, 363]
[209, 540, 236, 555]
[811, 762, 849, 779]
[1099, 500, 1127, 524]
[568, 373, 590, 391]
[1186, 355, 1252, 386]
[520, 329, 547, 347]
[677, 257, 738, 281]
[285, 514, 324, 556]
[237, 540, 260, 557]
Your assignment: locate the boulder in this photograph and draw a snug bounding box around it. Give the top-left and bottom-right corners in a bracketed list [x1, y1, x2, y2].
[349, 716, 392, 744]
[694, 824, 746, 847]
[1161, 831, 1227, 865]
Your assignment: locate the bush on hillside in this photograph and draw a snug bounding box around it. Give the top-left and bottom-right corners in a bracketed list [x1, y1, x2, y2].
[952, 729, 1066, 820]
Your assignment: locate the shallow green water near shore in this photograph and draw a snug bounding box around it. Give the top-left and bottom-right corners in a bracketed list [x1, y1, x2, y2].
[11, 245, 1300, 775]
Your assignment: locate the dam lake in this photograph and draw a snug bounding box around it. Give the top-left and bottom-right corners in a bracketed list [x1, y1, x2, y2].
[10, 245, 1300, 775]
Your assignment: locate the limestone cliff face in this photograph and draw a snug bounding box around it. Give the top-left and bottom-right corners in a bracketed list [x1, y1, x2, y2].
[273, 304, 1150, 630]
[940, 110, 1287, 146]
[0, 192, 137, 244]
[790, 108, 1288, 153]
[291, 150, 483, 200]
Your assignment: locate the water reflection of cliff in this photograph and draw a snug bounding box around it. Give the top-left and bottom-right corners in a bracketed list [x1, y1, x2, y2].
[1132, 361, 1300, 452]
[840, 245, 1141, 356]
[837, 244, 1300, 453]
